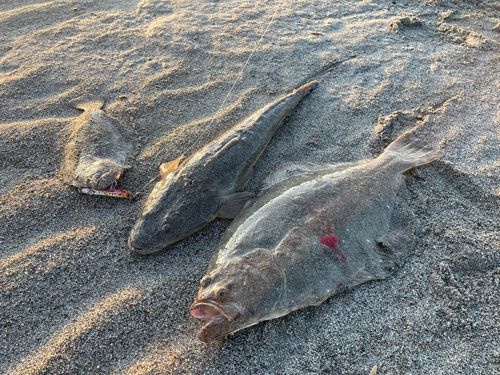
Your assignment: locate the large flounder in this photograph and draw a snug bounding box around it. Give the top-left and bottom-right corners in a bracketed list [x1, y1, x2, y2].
[61, 96, 133, 189]
[128, 81, 318, 254]
[190, 130, 444, 342]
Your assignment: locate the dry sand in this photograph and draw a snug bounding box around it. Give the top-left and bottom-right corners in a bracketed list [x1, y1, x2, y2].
[1, 0, 500, 374]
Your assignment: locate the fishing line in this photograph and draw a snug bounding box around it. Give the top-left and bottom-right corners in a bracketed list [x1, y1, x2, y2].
[184, 0, 284, 155]
[135, 0, 284, 197]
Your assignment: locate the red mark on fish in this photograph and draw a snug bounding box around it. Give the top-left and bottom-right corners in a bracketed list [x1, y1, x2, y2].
[319, 231, 347, 263]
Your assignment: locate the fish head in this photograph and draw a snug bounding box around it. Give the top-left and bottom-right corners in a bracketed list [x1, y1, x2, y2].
[190, 248, 284, 343]
[128, 176, 220, 254]
[73, 156, 124, 189]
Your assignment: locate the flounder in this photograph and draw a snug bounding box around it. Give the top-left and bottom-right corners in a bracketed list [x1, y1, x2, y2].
[61, 95, 133, 189]
[190, 129, 444, 342]
[128, 81, 318, 254]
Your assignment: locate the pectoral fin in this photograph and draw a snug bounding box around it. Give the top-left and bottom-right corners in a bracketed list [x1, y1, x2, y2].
[218, 192, 255, 219]
[160, 155, 184, 179]
[369, 206, 415, 279]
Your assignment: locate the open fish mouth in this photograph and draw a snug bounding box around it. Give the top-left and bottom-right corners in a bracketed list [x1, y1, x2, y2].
[190, 300, 231, 322]
[190, 300, 238, 343]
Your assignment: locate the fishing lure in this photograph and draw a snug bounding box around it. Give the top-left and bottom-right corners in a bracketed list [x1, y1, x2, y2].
[81, 187, 132, 199]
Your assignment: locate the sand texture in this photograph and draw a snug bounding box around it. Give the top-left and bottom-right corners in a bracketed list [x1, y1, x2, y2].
[1, 0, 500, 374]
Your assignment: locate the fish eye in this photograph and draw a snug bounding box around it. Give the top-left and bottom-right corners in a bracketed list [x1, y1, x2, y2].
[162, 223, 172, 233]
[215, 287, 227, 300]
[200, 276, 211, 287]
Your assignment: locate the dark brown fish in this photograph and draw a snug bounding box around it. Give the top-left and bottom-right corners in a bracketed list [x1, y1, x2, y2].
[128, 81, 318, 254]
[191, 130, 444, 342]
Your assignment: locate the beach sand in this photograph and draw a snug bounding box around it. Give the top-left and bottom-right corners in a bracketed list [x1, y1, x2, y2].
[1, 0, 499, 373]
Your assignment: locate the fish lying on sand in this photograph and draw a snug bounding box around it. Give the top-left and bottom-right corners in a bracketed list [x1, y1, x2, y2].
[190, 129, 444, 342]
[61, 95, 133, 190]
[128, 80, 318, 254]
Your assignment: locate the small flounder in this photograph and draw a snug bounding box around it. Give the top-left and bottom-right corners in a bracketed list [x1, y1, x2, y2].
[61, 95, 133, 190]
[128, 81, 318, 254]
[190, 129, 444, 342]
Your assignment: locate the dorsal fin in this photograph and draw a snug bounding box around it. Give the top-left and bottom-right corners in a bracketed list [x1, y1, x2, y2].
[260, 161, 362, 192]
[160, 155, 184, 179]
[69, 95, 105, 111]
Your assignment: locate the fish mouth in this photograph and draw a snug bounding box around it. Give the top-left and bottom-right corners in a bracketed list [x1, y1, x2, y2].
[190, 300, 237, 343]
[127, 225, 184, 254]
[127, 236, 167, 255]
[128, 217, 211, 255]
[190, 300, 232, 322]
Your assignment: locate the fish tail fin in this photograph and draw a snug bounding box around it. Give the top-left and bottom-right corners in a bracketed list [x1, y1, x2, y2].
[294, 80, 318, 95]
[69, 95, 105, 111]
[379, 130, 444, 172]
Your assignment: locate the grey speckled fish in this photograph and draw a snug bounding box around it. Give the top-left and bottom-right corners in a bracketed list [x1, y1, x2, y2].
[61, 95, 133, 190]
[128, 80, 318, 254]
[190, 129, 444, 343]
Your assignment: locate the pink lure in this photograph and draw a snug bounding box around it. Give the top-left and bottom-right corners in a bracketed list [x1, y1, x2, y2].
[81, 188, 132, 199]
